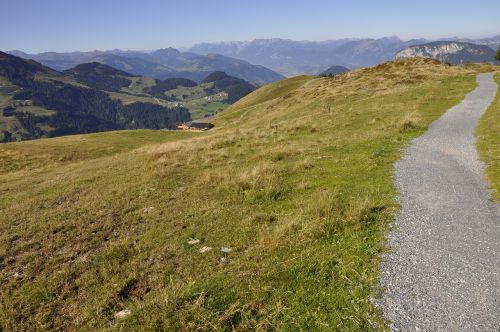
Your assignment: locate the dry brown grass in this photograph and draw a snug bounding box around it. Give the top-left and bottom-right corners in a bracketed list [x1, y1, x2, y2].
[0, 58, 483, 331]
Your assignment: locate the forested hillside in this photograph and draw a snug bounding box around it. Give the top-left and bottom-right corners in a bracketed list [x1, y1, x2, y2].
[0, 52, 190, 142]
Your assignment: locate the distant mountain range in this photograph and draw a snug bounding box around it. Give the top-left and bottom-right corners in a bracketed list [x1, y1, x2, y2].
[7, 48, 284, 85]
[188, 35, 500, 76]
[6, 35, 499, 81]
[188, 36, 425, 75]
[395, 41, 497, 64]
[0, 52, 257, 142]
[440, 35, 500, 51]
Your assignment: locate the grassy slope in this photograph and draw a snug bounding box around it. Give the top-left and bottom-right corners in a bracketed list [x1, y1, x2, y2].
[0, 72, 174, 141]
[0, 130, 197, 176]
[106, 91, 172, 106]
[111, 81, 230, 120]
[0, 70, 231, 139]
[0, 59, 477, 331]
[168, 83, 230, 120]
[122, 77, 157, 95]
[0, 77, 22, 139]
[477, 73, 500, 201]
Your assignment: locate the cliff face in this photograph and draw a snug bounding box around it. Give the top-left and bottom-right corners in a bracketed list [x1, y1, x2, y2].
[395, 41, 496, 64]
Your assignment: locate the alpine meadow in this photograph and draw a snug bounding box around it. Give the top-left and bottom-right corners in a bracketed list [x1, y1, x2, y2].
[1, 1, 500, 331]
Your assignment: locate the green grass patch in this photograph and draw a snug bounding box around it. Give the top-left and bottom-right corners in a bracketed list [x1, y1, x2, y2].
[477, 73, 500, 201]
[122, 76, 157, 94]
[0, 129, 197, 174]
[0, 61, 477, 330]
[14, 105, 56, 116]
[187, 101, 229, 120]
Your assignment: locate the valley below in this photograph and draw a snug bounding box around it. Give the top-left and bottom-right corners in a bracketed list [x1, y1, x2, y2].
[0, 53, 256, 142]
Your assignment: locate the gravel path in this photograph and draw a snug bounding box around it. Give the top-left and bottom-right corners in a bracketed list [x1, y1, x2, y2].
[379, 73, 500, 331]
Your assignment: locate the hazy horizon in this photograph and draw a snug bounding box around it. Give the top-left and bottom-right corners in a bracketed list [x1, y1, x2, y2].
[2, 0, 500, 53]
[6, 34, 499, 55]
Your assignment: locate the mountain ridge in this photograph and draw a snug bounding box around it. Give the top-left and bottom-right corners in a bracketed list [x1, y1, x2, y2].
[395, 41, 497, 64]
[0, 52, 191, 141]
[188, 36, 429, 75]
[6, 48, 284, 85]
[8, 35, 498, 79]
[0, 52, 260, 141]
[188, 35, 500, 75]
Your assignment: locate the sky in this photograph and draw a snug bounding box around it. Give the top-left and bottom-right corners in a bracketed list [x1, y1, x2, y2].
[1, 0, 499, 53]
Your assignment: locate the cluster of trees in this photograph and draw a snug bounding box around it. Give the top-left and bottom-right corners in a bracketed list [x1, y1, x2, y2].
[15, 81, 119, 122]
[496, 46, 500, 61]
[320, 73, 339, 78]
[2, 106, 16, 117]
[224, 84, 255, 103]
[1, 130, 14, 143]
[0, 51, 52, 87]
[12, 111, 50, 139]
[63, 62, 134, 92]
[145, 78, 197, 99]
[9, 79, 190, 140]
[73, 73, 132, 92]
[119, 103, 190, 129]
[202, 71, 255, 103]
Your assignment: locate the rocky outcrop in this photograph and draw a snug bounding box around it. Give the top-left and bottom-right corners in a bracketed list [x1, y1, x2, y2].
[395, 41, 496, 64]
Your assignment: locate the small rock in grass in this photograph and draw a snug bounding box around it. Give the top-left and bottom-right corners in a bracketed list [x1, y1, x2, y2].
[199, 246, 212, 254]
[221, 247, 232, 254]
[13, 272, 24, 280]
[114, 309, 131, 319]
[187, 238, 200, 245]
[142, 207, 154, 214]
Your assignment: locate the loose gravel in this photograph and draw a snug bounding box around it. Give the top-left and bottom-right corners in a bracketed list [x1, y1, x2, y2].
[379, 73, 500, 331]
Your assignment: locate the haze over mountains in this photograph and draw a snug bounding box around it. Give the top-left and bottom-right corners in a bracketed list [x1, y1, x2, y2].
[9, 35, 499, 80]
[8, 48, 284, 85]
[396, 41, 497, 64]
[189, 35, 500, 76]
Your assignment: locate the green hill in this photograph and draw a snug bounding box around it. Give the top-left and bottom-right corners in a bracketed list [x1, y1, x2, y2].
[201, 71, 256, 103]
[8, 48, 286, 85]
[63, 62, 138, 91]
[0, 53, 259, 142]
[0, 52, 190, 142]
[1, 58, 493, 330]
[62, 62, 256, 120]
[88, 54, 177, 78]
[129, 71, 256, 120]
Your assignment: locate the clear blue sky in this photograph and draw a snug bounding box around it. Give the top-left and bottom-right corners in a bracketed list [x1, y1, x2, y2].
[2, 0, 499, 53]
